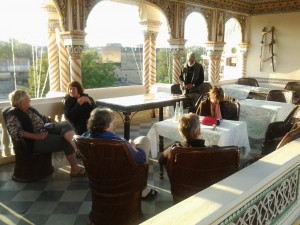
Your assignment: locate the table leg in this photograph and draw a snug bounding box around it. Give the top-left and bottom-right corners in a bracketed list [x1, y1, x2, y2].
[123, 112, 131, 140]
[158, 106, 164, 179]
[159, 135, 164, 179]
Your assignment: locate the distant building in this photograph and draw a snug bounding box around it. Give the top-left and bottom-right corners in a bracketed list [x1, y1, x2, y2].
[99, 44, 143, 85]
[0, 58, 30, 100]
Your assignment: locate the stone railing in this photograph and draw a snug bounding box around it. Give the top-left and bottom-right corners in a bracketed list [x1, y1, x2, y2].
[141, 138, 300, 225]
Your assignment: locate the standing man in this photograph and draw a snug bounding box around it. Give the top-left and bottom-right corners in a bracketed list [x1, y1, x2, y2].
[179, 52, 204, 103]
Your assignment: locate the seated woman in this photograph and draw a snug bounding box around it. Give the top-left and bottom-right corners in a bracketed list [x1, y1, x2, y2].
[6, 90, 85, 177]
[195, 86, 224, 122]
[82, 107, 158, 200]
[63, 81, 96, 135]
[158, 113, 205, 166]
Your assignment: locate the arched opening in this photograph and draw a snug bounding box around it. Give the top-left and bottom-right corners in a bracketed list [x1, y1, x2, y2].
[184, 12, 208, 80]
[221, 18, 242, 80]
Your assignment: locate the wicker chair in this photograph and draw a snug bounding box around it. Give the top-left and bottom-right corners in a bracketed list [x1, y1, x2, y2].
[237, 78, 259, 87]
[220, 101, 240, 121]
[284, 81, 300, 104]
[2, 107, 53, 182]
[74, 136, 149, 225]
[193, 98, 240, 121]
[266, 89, 294, 103]
[165, 145, 240, 204]
[199, 82, 212, 96]
[276, 123, 300, 149]
[261, 105, 300, 155]
[171, 84, 182, 95]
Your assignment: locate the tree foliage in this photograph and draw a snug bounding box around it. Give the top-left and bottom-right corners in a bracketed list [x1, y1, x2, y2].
[28, 50, 49, 98]
[81, 49, 117, 88]
[156, 49, 173, 83]
[156, 47, 205, 84]
[0, 39, 32, 60]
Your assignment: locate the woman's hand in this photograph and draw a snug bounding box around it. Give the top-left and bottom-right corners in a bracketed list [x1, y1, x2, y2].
[129, 139, 137, 150]
[185, 83, 193, 89]
[36, 132, 48, 140]
[77, 96, 91, 105]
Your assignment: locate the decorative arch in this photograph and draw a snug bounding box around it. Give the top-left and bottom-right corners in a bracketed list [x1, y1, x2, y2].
[221, 17, 243, 80]
[225, 12, 247, 43]
[185, 5, 212, 41]
[84, 0, 172, 37]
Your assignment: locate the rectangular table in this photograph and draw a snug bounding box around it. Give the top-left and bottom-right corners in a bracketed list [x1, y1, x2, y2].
[239, 99, 295, 139]
[96, 92, 191, 140]
[147, 117, 250, 159]
[221, 84, 279, 100]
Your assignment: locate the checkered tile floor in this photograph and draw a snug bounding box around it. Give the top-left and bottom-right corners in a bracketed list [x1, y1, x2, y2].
[0, 118, 262, 225]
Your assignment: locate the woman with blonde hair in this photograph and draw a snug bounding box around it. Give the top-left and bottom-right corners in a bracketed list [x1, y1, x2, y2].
[158, 113, 205, 165]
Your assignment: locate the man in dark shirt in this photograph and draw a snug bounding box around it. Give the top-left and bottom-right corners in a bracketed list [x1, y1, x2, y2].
[179, 52, 204, 103]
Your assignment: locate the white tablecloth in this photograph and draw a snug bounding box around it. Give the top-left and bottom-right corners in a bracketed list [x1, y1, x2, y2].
[221, 84, 276, 100]
[147, 117, 250, 159]
[239, 99, 295, 139]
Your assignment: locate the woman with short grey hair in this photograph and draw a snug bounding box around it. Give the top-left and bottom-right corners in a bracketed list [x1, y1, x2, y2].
[5, 89, 85, 177]
[83, 107, 158, 200]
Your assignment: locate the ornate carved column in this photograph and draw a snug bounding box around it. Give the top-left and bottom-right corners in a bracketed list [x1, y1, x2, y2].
[140, 21, 160, 93]
[58, 34, 70, 92]
[205, 42, 225, 85]
[61, 31, 85, 83]
[168, 38, 186, 84]
[45, 4, 60, 92]
[238, 42, 249, 78]
[142, 31, 151, 93]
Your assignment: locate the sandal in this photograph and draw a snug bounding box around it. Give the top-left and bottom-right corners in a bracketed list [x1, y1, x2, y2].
[141, 189, 158, 201]
[70, 168, 86, 177]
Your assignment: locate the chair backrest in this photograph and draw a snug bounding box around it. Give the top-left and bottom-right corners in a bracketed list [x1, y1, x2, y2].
[166, 145, 240, 204]
[74, 135, 149, 225]
[191, 92, 210, 113]
[285, 81, 300, 100]
[171, 84, 182, 95]
[285, 105, 300, 125]
[199, 82, 212, 96]
[2, 107, 31, 155]
[266, 89, 294, 103]
[238, 78, 259, 87]
[220, 101, 240, 121]
[276, 123, 300, 149]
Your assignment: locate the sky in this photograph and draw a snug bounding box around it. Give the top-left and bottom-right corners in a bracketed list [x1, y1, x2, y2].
[0, 1, 206, 47]
[0, 0, 48, 45]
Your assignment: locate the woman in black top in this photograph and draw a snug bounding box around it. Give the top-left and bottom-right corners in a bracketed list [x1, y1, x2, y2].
[63, 81, 96, 135]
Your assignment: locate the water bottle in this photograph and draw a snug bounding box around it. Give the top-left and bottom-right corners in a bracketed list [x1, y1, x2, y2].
[174, 102, 180, 121]
[179, 101, 184, 117]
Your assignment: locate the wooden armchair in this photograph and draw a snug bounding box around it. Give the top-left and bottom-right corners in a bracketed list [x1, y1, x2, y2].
[247, 122, 300, 166]
[284, 81, 300, 104]
[74, 136, 149, 225]
[276, 123, 300, 149]
[266, 89, 294, 103]
[261, 105, 300, 155]
[238, 78, 259, 87]
[199, 82, 212, 96]
[220, 101, 240, 121]
[165, 145, 240, 204]
[171, 84, 182, 95]
[2, 107, 53, 182]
